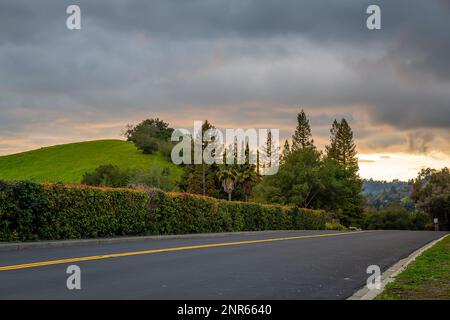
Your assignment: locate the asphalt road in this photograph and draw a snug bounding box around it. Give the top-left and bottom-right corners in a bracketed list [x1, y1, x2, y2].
[0, 230, 446, 299]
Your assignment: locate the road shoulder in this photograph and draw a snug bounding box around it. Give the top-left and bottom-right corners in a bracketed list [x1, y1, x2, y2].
[348, 233, 449, 300]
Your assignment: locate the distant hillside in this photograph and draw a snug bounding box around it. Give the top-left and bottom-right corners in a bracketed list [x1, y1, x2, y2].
[0, 140, 183, 184]
[362, 180, 411, 195]
[363, 180, 414, 211]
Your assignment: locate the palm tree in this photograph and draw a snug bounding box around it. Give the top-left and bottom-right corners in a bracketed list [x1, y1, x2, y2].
[238, 164, 258, 202]
[217, 165, 237, 201]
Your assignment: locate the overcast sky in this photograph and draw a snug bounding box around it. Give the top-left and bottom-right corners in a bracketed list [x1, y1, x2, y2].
[0, 0, 449, 180]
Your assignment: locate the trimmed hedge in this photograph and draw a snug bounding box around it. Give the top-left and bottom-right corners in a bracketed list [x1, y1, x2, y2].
[0, 181, 326, 241]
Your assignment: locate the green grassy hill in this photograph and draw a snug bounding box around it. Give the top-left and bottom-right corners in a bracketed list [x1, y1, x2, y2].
[0, 139, 183, 184]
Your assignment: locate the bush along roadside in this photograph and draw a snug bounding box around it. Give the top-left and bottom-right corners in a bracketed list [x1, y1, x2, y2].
[0, 180, 326, 242]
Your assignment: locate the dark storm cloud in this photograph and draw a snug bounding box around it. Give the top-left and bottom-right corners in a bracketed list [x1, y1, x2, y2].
[0, 0, 449, 156]
[0, 0, 370, 42]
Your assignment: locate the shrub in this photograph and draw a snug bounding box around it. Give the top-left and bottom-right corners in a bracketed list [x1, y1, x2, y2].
[325, 222, 347, 230]
[0, 181, 49, 241]
[362, 205, 432, 230]
[157, 141, 174, 161]
[412, 211, 431, 230]
[0, 180, 326, 241]
[42, 184, 150, 239]
[135, 136, 160, 154]
[151, 192, 326, 234]
[130, 167, 175, 191]
[82, 165, 130, 188]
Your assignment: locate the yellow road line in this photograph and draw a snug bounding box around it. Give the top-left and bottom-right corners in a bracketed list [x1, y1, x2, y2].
[0, 231, 367, 271]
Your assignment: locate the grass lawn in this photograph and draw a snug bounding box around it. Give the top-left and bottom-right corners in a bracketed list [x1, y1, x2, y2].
[376, 234, 450, 300]
[0, 139, 183, 184]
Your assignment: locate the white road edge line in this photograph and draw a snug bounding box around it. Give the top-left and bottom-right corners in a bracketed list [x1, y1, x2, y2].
[347, 233, 449, 300]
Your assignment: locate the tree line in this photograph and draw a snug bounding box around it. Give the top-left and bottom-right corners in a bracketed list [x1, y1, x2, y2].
[253, 110, 363, 226]
[362, 169, 449, 230]
[81, 112, 449, 230]
[123, 110, 364, 226]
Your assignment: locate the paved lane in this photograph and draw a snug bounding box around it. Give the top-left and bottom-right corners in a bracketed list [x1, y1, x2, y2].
[0, 230, 446, 299]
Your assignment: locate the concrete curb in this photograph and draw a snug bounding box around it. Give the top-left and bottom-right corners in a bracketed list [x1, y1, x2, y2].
[347, 233, 449, 300]
[0, 230, 323, 252]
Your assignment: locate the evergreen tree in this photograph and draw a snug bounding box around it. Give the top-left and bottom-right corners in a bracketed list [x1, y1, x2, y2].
[324, 118, 363, 225]
[266, 130, 273, 167]
[325, 119, 340, 160]
[281, 139, 290, 162]
[328, 119, 359, 173]
[123, 118, 174, 155]
[200, 121, 214, 195]
[237, 144, 259, 202]
[291, 109, 315, 151]
[260, 130, 278, 173]
[252, 116, 364, 226]
[256, 149, 261, 176]
[252, 147, 324, 208]
[181, 120, 222, 197]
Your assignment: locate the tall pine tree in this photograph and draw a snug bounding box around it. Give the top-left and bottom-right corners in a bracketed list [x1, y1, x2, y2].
[237, 143, 259, 202]
[325, 118, 363, 225]
[181, 120, 222, 197]
[260, 130, 278, 174]
[325, 119, 340, 160]
[291, 109, 315, 151]
[281, 139, 290, 162]
[327, 118, 358, 173]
